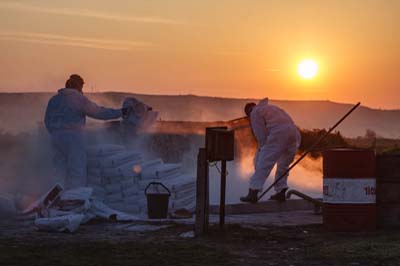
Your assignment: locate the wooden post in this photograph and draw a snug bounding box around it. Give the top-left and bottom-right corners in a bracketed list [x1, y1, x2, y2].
[220, 160, 227, 228]
[195, 148, 209, 236]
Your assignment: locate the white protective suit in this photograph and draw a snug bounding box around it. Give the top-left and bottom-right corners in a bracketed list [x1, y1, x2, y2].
[45, 88, 122, 189]
[249, 98, 301, 192]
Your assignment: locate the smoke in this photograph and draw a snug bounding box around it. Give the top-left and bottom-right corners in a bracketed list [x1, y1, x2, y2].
[208, 147, 323, 204]
[228, 122, 323, 202]
[288, 156, 322, 198]
[0, 92, 126, 134]
[0, 92, 334, 210]
[0, 129, 56, 210]
[0, 125, 325, 210]
[140, 118, 324, 204]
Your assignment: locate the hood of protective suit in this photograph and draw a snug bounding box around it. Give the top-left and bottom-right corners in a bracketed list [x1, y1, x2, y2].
[258, 98, 269, 106]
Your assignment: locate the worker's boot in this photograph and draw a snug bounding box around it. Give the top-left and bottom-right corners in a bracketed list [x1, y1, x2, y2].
[269, 188, 288, 202]
[240, 189, 259, 203]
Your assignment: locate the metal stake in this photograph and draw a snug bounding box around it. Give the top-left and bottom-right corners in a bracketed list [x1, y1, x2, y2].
[220, 160, 227, 228]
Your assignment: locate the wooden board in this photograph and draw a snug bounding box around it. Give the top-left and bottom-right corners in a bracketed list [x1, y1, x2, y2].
[195, 148, 209, 236]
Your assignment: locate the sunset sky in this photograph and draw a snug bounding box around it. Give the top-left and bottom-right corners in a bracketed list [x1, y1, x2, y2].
[0, 0, 399, 109]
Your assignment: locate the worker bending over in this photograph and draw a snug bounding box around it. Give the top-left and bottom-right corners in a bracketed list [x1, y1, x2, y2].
[44, 74, 129, 189]
[240, 98, 301, 203]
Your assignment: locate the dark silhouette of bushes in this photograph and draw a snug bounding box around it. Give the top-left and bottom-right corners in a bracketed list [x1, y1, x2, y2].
[299, 129, 351, 158]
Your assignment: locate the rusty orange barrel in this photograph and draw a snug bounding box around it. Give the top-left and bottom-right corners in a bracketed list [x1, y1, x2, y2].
[323, 149, 376, 231]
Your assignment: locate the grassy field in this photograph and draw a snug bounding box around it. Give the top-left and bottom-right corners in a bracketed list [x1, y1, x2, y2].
[1, 221, 400, 266]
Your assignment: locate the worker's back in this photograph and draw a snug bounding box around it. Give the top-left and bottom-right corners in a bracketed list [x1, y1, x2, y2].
[45, 88, 87, 133]
[253, 98, 295, 131]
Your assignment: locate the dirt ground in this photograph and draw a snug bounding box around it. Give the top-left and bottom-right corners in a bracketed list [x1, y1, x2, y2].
[1, 217, 400, 266]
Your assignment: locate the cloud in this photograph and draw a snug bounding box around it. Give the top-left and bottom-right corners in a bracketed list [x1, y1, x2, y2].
[0, 2, 182, 25]
[0, 31, 156, 51]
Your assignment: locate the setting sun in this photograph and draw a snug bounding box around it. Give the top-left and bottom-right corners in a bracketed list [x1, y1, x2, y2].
[298, 59, 318, 79]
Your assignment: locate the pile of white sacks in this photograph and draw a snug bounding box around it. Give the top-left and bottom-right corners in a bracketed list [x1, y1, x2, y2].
[86, 144, 196, 215]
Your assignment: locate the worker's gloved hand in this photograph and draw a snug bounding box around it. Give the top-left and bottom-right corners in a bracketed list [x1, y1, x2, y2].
[121, 107, 131, 119]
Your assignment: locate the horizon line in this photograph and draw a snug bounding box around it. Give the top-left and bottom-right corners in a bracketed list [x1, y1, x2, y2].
[0, 90, 398, 111]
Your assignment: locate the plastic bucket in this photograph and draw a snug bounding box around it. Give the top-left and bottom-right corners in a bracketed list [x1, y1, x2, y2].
[145, 182, 171, 219]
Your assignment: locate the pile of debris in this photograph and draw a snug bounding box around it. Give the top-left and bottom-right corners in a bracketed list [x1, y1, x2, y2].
[22, 185, 139, 233]
[14, 144, 196, 233]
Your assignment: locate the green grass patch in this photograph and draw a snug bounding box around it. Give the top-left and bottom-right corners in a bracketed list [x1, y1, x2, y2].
[0, 240, 238, 266]
[306, 232, 400, 265]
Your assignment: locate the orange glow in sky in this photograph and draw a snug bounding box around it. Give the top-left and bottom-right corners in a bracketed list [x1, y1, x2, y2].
[0, 1, 399, 109]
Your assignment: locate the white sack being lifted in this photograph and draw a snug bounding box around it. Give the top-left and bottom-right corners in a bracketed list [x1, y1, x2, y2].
[121, 97, 159, 132]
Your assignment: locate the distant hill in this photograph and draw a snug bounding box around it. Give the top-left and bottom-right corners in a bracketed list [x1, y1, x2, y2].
[0, 92, 399, 138]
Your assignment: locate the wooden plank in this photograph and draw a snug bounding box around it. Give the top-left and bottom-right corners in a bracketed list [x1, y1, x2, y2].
[209, 199, 317, 215]
[195, 148, 209, 236]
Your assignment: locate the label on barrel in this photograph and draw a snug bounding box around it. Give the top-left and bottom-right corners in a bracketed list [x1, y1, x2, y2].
[323, 178, 376, 204]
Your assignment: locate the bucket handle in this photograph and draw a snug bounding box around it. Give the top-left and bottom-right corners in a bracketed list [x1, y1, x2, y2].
[144, 182, 171, 196]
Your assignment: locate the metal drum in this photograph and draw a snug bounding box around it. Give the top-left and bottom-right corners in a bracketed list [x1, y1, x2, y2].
[376, 154, 400, 228]
[323, 149, 376, 231]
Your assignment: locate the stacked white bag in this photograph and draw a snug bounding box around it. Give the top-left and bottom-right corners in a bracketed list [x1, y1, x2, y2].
[86, 144, 143, 213]
[86, 144, 196, 215]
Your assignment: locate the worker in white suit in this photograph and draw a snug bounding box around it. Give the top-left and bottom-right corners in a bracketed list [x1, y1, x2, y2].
[45, 74, 129, 189]
[240, 98, 301, 203]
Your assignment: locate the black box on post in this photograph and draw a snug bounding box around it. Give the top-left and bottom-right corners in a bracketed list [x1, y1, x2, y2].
[205, 127, 235, 162]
